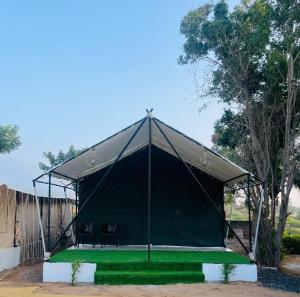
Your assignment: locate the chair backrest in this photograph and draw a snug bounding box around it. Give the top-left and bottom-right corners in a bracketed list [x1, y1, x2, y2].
[100, 223, 119, 234]
[78, 222, 96, 234]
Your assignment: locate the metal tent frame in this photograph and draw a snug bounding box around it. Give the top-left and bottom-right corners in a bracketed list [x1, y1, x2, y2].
[33, 111, 264, 262]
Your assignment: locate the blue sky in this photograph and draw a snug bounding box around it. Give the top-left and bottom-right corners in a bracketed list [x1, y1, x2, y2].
[0, 1, 234, 194]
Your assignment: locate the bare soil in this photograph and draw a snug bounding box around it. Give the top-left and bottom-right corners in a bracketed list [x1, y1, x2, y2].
[280, 255, 300, 277]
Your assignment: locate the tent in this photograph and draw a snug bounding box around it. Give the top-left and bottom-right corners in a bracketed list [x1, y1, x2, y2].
[34, 113, 257, 256]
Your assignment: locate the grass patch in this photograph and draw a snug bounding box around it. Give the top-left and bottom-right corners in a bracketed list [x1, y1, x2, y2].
[96, 262, 202, 271]
[94, 270, 205, 285]
[50, 249, 250, 264]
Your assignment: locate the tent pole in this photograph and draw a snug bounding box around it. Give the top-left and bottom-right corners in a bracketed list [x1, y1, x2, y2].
[75, 181, 78, 247]
[47, 173, 51, 251]
[63, 187, 75, 245]
[252, 184, 264, 260]
[50, 117, 147, 254]
[225, 194, 234, 245]
[33, 182, 47, 260]
[152, 118, 249, 255]
[247, 174, 252, 252]
[147, 113, 152, 261]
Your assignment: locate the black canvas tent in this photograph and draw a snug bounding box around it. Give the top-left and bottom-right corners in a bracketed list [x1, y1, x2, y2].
[78, 145, 225, 247]
[34, 112, 259, 257]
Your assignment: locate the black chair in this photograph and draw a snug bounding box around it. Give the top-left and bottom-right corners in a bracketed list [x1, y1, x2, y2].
[78, 222, 97, 247]
[100, 223, 119, 247]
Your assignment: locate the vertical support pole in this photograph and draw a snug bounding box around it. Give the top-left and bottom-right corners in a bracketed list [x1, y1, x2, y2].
[13, 191, 19, 247]
[225, 193, 234, 245]
[47, 173, 51, 251]
[63, 187, 75, 245]
[147, 114, 152, 262]
[33, 182, 47, 259]
[253, 184, 264, 260]
[75, 181, 78, 247]
[247, 174, 252, 252]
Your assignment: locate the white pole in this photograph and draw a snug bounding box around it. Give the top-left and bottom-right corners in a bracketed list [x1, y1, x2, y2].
[225, 196, 234, 245]
[33, 183, 48, 260]
[64, 188, 75, 244]
[250, 185, 264, 261]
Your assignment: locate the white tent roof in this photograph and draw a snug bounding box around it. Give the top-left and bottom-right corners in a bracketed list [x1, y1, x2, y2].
[46, 117, 248, 184]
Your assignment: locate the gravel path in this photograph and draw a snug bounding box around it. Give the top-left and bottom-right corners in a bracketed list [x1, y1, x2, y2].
[258, 267, 300, 293]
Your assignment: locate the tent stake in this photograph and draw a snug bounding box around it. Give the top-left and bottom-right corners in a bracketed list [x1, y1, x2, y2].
[50, 117, 147, 254]
[152, 118, 249, 255]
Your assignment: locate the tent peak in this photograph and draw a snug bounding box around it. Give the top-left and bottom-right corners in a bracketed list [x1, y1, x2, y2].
[146, 108, 154, 118]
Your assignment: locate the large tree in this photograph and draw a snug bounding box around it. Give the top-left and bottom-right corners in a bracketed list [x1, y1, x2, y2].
[39, 145, 86, 172]
[0, 125, 21, 154]
[179, 0, 300, 266]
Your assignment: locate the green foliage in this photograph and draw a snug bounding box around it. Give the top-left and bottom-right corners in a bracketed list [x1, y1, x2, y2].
[0, 125, 21, 154]
[282, 233, 300, 255]
[71, 260, 81, 286]
[220, 263, 237, 283]
[225, 192, 234, 205]
[287, 217, 300, 229]
[179, 0, 300, 179]
[179, 0, 300, 266]
[280, 243, 288, 260]
[39, 145, 86, 172]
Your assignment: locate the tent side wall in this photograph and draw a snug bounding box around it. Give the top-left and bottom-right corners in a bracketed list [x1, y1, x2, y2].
[78, 145, 225, 247]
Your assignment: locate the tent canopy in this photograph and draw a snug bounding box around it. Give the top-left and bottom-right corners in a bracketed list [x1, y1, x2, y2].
[46, 117, 249, 184]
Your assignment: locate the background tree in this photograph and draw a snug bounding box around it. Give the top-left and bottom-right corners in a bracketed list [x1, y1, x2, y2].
[179, 0, 300, 266]
[39, 145, 86, 172]
[0, 125, 21, 154]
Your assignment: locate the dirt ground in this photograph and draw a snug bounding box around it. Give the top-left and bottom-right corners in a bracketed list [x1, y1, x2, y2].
[0, 261, 299, 297]
[280, 255, 300, 277]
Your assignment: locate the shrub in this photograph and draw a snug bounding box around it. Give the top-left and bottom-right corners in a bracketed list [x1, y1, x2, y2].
[282, 233, 300, 255]
[220, 263, 236, 283]
[71, 260, 81, 286]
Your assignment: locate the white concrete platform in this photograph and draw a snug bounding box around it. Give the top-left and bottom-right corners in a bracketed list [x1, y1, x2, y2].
[203, 263, 257, 282]
[43, 262, 96, 283]
[43, 261, 257, 284]
[0, 247, 21, 272]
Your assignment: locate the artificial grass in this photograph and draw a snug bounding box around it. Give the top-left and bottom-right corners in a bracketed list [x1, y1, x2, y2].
[96, 262, 202, 271]
[50, 249, 250, 264]
[50, 250, 250, 285]
[94, 270, 205, 285]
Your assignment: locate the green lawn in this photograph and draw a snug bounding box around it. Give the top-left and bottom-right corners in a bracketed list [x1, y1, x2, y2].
[50, 249, 250, 264]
